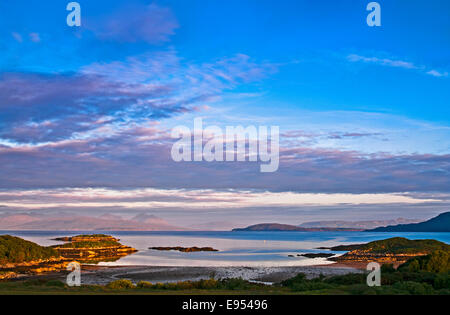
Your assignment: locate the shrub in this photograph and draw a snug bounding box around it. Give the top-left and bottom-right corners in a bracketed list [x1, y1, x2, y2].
[324, 273, 366, 285]
[219, 278, 251, 290]
[433, 273, 450, 290]
[399, 250, 450, 273]
[392, 281, 434, 295]
[381, 264, 396, 273]
[136, 281, 153, 289]
[106, 279, 135, 289]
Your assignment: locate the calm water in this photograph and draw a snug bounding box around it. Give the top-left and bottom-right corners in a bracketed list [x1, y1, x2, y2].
[3, 230, 449, 267]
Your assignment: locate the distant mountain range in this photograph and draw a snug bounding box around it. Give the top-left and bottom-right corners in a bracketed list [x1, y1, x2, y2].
[369, 212, 450, 232]
[0, 213, 186, 231]
[232, 212, 450, 232]
[299, 218, 420, 230]
[232, 223, 362, 232]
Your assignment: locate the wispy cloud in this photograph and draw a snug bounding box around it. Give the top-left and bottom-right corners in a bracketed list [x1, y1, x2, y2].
[347, 54, 448, 78]
[86, 3, 178, 43]
[347, 54, 417, 69]
[426, 70, 448, 77]
[29, 33, 40, 43]
[11, 32, 22, 43]
[0, 187, 441, 209]
[0, 126, 449, 193]
[0, 51, 276, 144]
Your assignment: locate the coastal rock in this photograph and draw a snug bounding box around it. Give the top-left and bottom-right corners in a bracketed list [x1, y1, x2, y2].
[299, 253, 335, 258]
[316, 244, 364, 251]
[149, 246, 218, 252]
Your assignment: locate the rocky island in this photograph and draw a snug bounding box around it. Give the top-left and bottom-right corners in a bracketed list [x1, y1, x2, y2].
[52, 234, 137, 263]
[299, 253, 336, 258]
[149, 246, 218, 252]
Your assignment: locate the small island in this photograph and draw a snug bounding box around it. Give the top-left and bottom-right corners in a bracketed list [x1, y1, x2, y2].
[52, 234, 137, 263]
[298, 253, 336, 258]
[149, 246, 218, 252]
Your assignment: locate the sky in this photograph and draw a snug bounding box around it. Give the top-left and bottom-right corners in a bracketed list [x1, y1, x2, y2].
[0, 0, 449, 228]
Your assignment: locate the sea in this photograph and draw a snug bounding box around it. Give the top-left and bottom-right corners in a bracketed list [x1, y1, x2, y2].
[2, 230, 449, 267]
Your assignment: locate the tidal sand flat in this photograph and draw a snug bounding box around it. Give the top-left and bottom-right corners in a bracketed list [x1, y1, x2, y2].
[70, 265, 364, 286]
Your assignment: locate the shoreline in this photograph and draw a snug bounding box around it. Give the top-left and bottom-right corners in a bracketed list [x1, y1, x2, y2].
[12, 262, 364, 285]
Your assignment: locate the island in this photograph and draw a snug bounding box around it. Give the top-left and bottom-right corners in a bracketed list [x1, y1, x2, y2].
[298, 253, 336, 258]
[149, 246, 218, 252]
[52, 234, 137, 263]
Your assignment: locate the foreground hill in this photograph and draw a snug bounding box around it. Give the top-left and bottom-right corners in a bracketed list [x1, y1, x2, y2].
[232, 223, 362, 232]
[0, 234, 137, 278]
[330, 237, 450, 264]
[0, 235, 59, 265]
[369, 212, 450, 232]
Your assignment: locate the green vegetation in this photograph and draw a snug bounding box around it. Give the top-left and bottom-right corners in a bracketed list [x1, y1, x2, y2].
[280, 270, 449, 295]
[280, 251, 450, 295]
[55, 240, 121, 248]
[107, 278, 258, 291]
[356, 237, 450, 254]
[0, 278, 280, 295]
[398, 250, 450, 273]
[74, 234, 111, 238]
[0, 235, 59, 265]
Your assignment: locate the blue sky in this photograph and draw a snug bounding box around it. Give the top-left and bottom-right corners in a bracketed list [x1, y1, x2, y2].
[2, 0, 449, 123]
[0, 1, 449, 225]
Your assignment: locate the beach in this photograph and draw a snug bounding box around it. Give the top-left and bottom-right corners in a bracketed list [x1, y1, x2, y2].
[26, 264, 361, 286]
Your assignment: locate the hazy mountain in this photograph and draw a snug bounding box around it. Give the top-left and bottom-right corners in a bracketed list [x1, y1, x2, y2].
[369, 212, 450, 232]
[0, 214, 41, 229]
[232, 223, 361, 232]
[0, 213, 185, 231]
[130, 213, 169, 226]
[98, 214, 123, 221]
[299, 218, 420, 230]
[189, 221, 237, 231]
